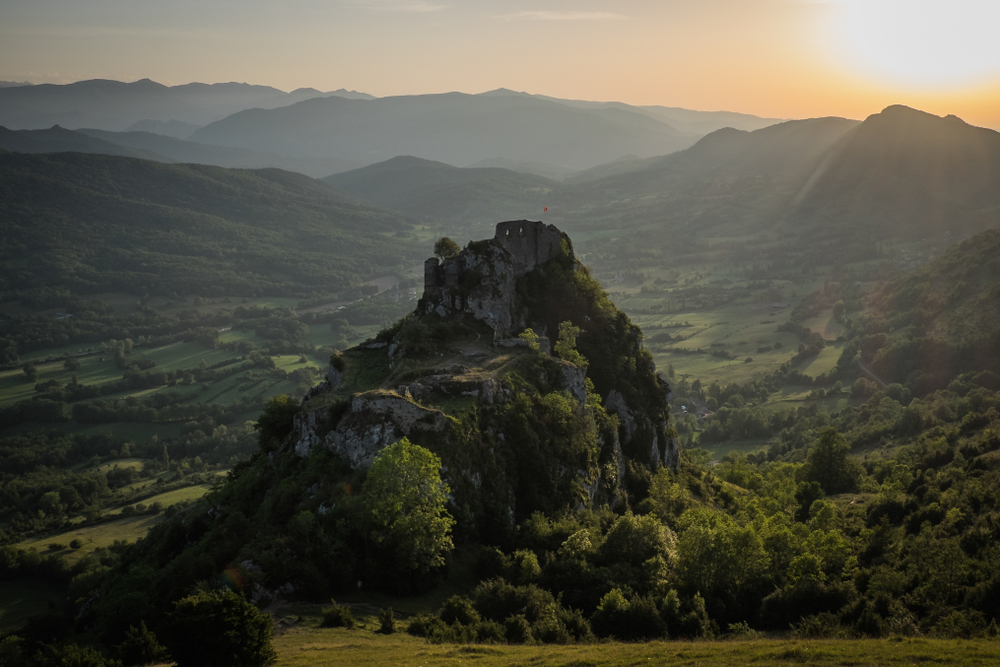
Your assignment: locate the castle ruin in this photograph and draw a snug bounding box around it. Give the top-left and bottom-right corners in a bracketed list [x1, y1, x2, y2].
[419, 220, 571, 339]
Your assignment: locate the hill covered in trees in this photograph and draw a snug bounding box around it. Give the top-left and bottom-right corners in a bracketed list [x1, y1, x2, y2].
[0, 152, 417, 300]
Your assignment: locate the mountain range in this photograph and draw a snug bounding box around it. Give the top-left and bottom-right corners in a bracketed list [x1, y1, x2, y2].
[0, 80, 784, 177]
[0, 79, 371, 132]
[321, 106, 1000, 253]
[188, 91, 701, 172]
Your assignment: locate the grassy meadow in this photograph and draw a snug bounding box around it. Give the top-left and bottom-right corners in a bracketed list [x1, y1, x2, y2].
[16, 514, 166, 564]
[265, 615, 1000, 667]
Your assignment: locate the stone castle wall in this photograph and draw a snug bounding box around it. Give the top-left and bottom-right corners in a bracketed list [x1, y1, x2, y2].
[493, 220, 567, 274]
[423, 220, 567, 298]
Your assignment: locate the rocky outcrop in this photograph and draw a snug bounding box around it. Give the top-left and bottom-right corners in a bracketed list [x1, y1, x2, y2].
[288, 391, 451, 468]
[605, 389, 676, 470]
[400, 375, 507, 405]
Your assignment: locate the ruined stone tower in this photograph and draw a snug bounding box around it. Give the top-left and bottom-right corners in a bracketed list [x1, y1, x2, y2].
[419, 220, 571, 338]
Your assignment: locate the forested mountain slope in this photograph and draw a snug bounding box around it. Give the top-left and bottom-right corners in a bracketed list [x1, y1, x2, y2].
[0, 152, 416, 298]
[0, 126, 171, 161]
[796, 105, 1000, 238]
[839, 228, 1000, 394]
[323, 156, 570, 223]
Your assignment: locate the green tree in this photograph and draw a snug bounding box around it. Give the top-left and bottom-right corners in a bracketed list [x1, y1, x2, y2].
[114, 621, 168, 667]
[804, 427, 859, 494]
[254, 394, 300, 452]
[364, 438, 455, 574]
[433, 237, 461, 260]
[517, 328, 540, 351]
[598, 512, 676, 567]
[162, 590, 275, 667]
[554, 321, 587, 367]
[64, 357, 82, 373]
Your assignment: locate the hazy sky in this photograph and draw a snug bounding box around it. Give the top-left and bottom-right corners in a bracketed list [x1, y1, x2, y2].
[3, 0, 1000, 128]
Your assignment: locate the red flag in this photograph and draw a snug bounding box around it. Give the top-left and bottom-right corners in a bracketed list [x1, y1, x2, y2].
[543, 206, 548, 212]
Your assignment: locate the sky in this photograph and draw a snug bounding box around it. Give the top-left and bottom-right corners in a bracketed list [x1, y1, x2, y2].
[2, 0, 1000, 128]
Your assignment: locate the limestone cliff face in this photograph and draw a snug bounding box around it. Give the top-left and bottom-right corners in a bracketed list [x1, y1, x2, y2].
[605, 389, 679, 470]
[419, 220, 569, 340]
[285, 391, 451, 468]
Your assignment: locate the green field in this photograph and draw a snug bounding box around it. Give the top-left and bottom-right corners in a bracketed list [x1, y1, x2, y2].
[17, 514, 166, 564]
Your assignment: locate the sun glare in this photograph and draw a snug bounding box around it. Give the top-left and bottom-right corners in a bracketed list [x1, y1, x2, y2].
[826, 0, 1000, 89]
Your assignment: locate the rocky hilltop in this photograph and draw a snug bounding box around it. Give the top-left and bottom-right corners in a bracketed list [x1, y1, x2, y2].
[283, 221, 677, 518]
[115, 221, 676, 604]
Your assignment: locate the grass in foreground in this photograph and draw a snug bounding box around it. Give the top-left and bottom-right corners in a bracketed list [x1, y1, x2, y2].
[270, 622, 1000, 667]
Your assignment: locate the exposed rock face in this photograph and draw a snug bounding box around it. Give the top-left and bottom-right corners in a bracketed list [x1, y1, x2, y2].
[400, 375, 507, 405]
[561, 364, 588, 404]
[288, 392, 451, 468]
[605, 388, 677, 469]
[420, 220, 569, 339]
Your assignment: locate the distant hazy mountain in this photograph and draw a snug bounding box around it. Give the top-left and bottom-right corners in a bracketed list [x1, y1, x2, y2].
[0, 125, 357, 177]
[314, 117, 863, 230]
[564, 106, 1000, 249]
[0, 81, 32, 88]
[324, 155, 571, 223]
[191, 92, 701, 171]
[0, 79, 371, 131]
[465, 157, 578, 181]
[569, 116, 859, 193]
[76, 128, 358, 177]
[126, 119, 202, 139]
[795, 105, 1000, 237]
[0, 125, 171, 161]
[481, 88, 784, 134]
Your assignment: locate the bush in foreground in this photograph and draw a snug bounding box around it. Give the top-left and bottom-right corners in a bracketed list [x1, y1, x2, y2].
[162, 590, 275, 667]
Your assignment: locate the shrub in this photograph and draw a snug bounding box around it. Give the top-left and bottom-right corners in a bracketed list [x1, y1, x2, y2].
[378, 607, 396, 634]
[162, 589, 276, 667]
[472, 579, 556, 623]
[791, 612, 845, 639]
[726, 621, 761, 640]
[473, 620, 506, 644]
[321, 602, 355, 628]
[69, 539, 84, 550]
[115, 621, 168, 666]
[440, 595, 480, 626]
[426, 620, 474, 644]
[406, 613, 434, 637]
[26, 643, 121, 667]
[504, 614, 533, 644]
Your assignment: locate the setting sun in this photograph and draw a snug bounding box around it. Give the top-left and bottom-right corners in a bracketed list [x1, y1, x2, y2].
[825, 0, 1000, 89]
